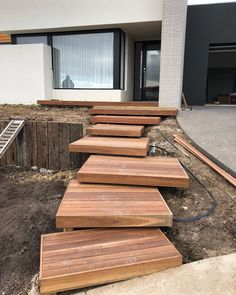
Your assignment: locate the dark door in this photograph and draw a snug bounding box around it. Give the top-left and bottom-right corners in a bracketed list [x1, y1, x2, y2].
[134, 42, 161, 101]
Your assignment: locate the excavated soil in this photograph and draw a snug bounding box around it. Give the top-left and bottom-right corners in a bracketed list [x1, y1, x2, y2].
[146, 119, 236, 263]
[0, 104, 90, 126]
[0, 108, 235, 295]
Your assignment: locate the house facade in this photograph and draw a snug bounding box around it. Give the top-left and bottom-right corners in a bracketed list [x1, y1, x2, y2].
[0, 0, 187, 107]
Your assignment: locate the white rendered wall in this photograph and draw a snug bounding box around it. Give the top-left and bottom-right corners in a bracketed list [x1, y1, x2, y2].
[0, 44, 53, 104]
[0, 0, 162, 33]
[54, 90, 123, 102]
[159, 0, 187, 108]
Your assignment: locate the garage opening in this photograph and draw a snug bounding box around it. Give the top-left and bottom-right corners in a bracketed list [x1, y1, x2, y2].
[206, 44, 236, 104]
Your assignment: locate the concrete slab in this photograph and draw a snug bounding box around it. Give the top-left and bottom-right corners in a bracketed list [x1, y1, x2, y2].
[74, 254, 236, 295]
[177, 106, 236, 177]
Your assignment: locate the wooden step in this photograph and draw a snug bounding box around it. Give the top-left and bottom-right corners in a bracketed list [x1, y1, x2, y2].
[56, 180, 173, 229]
[90, 106, 177, 116]
[78, 155, 190, 188]
[69, 136, 150, 157]
[90, 115, 161, 125]
[37, 100, 159, 108]
[40, 228, 182, 294]
[86, 124, 144, 137]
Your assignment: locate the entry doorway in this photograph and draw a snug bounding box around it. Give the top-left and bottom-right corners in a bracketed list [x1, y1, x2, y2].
[134, 41, 161, 101]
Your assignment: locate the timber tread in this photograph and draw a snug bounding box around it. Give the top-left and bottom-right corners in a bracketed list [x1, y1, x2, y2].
[90, 106, 177, 116]
[86, 124, 144, 137]
[56, 180, 173, 228]
[37, 100, 159, 108]
[69, 136, 150, 157]
[78, 155, 190, 188]
[90, 115, 161, 125]
[40, 228, 182, 294]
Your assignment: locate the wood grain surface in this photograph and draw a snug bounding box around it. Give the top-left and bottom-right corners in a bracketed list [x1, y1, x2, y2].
[86, 124, 144, 137]
[90, 115, 161, 125]
[40, 228, 182, 294]
[89, 106, 177, 116]
[37, 100, 159, 108]
[78, 155, 190, 188]
[56, 180, 173, 228]
[69, 136, 150, 157]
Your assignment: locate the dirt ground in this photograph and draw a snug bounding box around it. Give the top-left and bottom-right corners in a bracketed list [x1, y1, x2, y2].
[0, 167, 76, 295]
[146, 120, 236, 263]
[0, 105, 235, 295]
[0, 104, 90, 126]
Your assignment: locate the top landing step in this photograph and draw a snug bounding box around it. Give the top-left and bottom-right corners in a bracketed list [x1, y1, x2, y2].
[37, 100, 159, 108]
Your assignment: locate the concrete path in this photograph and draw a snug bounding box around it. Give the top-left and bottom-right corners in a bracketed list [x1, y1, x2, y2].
[74, 254, 236, 295]
[177, 106, 236, 177]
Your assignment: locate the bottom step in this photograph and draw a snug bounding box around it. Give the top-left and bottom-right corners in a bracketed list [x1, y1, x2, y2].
[40, 229, 182, 294]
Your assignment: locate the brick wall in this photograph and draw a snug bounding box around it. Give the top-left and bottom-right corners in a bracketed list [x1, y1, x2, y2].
[159, 0, 187, 108]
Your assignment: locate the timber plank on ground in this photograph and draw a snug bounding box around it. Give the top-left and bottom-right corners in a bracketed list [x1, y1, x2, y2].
[37, 100, 159, 108]
[56, 180, 173, 228]
[173, 134, 236, 187]
[86, 124, 144, 137]
[90, 115, 161, 125]
[89, 106, 177, 116]
[69, 137, 150, 157]
[77, 155, 190, 188]
[40, 228, 182, 294]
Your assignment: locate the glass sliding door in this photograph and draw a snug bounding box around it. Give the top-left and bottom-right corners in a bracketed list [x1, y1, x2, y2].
[52, 32, 114, 89]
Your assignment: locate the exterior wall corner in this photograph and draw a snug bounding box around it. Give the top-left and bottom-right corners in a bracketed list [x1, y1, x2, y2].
[159, 0, 188, 108]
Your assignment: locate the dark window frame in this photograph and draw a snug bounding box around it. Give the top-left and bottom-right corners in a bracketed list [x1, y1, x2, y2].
[12, 29, 125, 90]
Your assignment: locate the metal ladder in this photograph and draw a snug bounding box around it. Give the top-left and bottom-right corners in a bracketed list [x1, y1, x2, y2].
[0, 120, 25, 159]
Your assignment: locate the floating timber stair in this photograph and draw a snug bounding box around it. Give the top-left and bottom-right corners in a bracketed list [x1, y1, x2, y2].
[56, 180, 173, 229]
[40, 228, 182, 294]
[86, 124, 145, 137]
[90, 106, 177, 116]
[78, 155, 190, 188]
[69, 136, 150, 157]
[91, 115, 161, 125]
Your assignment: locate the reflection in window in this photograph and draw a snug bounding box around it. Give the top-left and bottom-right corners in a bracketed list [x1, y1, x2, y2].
[146, 50, 160, 87]
[53, 33, 114, 89]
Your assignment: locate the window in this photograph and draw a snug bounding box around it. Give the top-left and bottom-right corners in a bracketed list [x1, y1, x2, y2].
[52, 30, 124, 89]
[13, 29, 125, 90]
[53, 32, 114, 89]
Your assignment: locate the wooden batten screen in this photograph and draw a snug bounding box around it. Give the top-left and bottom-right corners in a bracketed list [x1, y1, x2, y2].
[0, 121, 84, 170]
[0, 34, 11, 43]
